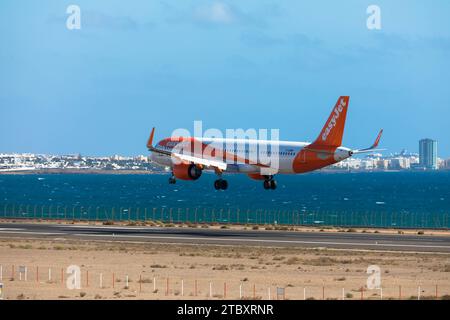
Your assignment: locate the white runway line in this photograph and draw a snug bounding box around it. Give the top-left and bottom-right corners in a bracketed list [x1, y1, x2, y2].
[0, 231, 65, 235]
[54, 225, 164, 231]
[70, 233, 450, 250]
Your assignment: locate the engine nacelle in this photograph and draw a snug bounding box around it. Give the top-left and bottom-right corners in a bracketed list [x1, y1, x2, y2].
[173, 164, 202, 180]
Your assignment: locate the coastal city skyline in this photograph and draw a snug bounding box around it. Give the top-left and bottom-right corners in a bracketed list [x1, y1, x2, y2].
[1, 138, 449, 172]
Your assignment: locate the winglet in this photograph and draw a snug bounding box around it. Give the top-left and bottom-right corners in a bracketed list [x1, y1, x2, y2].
[351, 129, 384, 154]
[147, 127, 155, 149]
[370, 129, 383, 149]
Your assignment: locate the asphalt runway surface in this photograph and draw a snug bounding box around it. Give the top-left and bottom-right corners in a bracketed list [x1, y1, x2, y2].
[0, 222, 449, 253]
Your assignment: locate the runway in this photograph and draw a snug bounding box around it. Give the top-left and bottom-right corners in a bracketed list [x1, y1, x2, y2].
[0, 222, 450, 253]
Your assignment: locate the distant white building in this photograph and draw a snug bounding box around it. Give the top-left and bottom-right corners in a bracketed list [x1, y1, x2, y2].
[389, 157, 410, 169]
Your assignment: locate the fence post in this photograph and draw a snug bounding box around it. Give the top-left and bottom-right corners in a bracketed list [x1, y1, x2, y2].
[303, 287, 306, 300]
[166, 278, 169, 296]
[100, 273, 103, 289]
[139, 274, 142, 293]
[86, 270, 89, 287]
[61, 268, 64, 286]
[112, 273, 115, 289]
[418, 286, 421, 300]
[268, 287, 271, 300]
[0, 265, 2, 281]
[181, 279, 184, 297]
[224, 282, 226, 299]
[48, 268, 51, 282]
[436, 285, 438, 299]
[153, 277, 156, 292]
[195, 279, 197, 296]
[399, 285, 402, 299]
[342, 288, 345, 300]
[239, 283, 243, 299]
[126, 275, 129, 289]
[209, 282, 212, 298]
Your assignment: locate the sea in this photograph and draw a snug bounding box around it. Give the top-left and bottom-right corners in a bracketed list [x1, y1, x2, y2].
[0, 172, 449, 228]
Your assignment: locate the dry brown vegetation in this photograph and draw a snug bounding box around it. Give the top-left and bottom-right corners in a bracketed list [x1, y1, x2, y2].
[0, 237, 449, 300]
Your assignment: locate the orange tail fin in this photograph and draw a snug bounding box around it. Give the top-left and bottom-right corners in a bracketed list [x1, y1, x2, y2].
[309, 96, 349, 148]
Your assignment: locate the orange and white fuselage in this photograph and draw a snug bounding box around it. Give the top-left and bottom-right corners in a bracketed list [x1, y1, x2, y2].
[147, 96, 383, 189]
[150, 138, 353, 174]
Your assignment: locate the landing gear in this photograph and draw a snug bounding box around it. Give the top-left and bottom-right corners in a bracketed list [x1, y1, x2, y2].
[214, 169, 228, 190]
[169, 175, 176, 184]
[263, 177, 277, 190]
[214, 179, 228, 190]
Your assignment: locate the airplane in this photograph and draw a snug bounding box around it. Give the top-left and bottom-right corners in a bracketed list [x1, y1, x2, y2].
[147, 96, 383, 190]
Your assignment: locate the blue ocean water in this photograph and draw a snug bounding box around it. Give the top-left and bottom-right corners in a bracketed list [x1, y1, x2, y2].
[0, 172, 449, 228]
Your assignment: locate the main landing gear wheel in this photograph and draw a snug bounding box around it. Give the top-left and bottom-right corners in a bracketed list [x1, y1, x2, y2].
[214, 179, 228, 190]
[263, 179, 277, 190]
[169, 176, 176, 184]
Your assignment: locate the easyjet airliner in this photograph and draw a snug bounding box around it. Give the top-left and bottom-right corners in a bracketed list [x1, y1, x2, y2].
[147, 96, 383, 190]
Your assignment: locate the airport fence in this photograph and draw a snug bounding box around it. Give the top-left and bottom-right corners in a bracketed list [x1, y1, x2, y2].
[0, 263, 449, 300]
[1, 204, 449, 229]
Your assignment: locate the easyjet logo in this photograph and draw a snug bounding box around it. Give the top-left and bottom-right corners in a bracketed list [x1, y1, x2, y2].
[321, 98, 346, 142]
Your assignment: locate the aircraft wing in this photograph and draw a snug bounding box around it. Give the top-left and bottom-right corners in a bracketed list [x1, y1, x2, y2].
[171, 152, 227, 171]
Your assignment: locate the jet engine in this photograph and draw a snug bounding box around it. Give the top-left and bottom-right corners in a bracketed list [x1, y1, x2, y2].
[173, 164, 202, 180]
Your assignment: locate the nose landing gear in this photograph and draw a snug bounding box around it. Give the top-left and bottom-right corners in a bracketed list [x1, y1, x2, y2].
[214, 169, 228, 190]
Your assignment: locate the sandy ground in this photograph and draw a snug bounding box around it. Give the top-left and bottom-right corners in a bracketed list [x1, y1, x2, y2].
[0, 235, 449, 300]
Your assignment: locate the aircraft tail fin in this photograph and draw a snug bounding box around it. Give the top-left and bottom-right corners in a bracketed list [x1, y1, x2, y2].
[309, 96, 349, 148]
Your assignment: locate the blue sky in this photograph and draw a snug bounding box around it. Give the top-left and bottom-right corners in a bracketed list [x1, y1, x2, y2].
[1, 0, 449, 157]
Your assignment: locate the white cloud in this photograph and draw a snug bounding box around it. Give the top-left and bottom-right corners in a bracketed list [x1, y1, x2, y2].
[194, 2, 234, 25]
